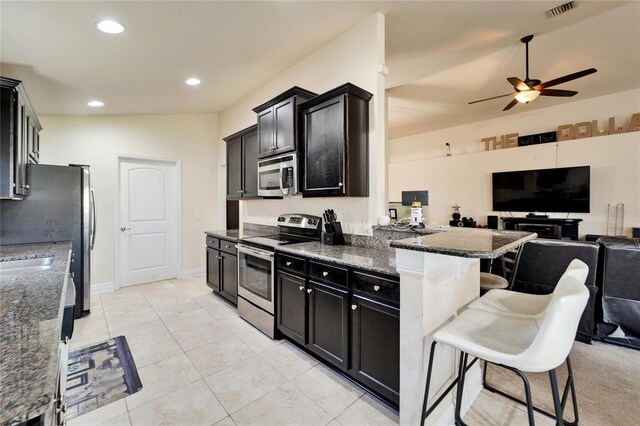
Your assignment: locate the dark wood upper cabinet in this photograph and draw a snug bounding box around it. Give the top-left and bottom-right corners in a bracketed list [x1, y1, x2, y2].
[252, 87, 316, 158]
[224, 124, 260, 200]
[1, 77, 41, 199]
[301, 83, 372, 198]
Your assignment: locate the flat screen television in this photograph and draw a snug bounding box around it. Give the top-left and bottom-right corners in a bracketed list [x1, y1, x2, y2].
[492, 166, 590, 213]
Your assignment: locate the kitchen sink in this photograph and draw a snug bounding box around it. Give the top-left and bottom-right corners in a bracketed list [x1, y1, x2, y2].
[0, 257, 54, 275]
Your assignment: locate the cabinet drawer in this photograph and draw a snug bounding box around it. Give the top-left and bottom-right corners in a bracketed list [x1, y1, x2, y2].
[309, 261, 348, 287]
[277, 253, 306, 276]
[219, 239, 237, 255]
[206, 236, 219, 249]
[353, 272, 399, 305]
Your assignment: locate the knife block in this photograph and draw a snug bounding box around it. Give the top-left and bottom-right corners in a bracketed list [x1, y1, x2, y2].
[323, 222, 344, 246]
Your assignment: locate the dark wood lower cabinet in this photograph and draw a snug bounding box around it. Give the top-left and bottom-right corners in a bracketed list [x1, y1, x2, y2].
[275, 253, 400, 408]
[205, 236, 237, 305]
[206, 247, 220, 291]
[219, 251, 238, 304]
[308, 280, 349, 370]
[276, 271, 306, 345]
[351, 294, 400, 405]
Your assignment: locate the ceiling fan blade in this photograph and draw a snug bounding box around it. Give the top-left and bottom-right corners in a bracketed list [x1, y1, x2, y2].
[503, 99, 519, 111]
[539, 89, 578, 97]
[507, 77, 529, 91]
[534, 68, 597, 90]
[469, 93, 514, 105]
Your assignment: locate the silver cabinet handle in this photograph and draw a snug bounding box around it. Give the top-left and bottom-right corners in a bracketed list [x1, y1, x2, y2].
[299, 285, 304, 291]
[322, 271, 329, 277]
[374, 285, 380, 292]
[237, 190, 242, 193]
[286, 261, 292, 266]
[225, 245, 231, 248]
[120, 227, 131, 232]
[24, 184, 30, 190]
[351, 304, 358, 310]
[338, 182, 343, 187]
[307, 289, 312, 293]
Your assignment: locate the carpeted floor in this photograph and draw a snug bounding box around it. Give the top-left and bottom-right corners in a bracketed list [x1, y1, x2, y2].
[484, 341, 640, 426]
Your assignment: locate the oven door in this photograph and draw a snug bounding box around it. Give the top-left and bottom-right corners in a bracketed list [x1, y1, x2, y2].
[237, 244, 275, 314]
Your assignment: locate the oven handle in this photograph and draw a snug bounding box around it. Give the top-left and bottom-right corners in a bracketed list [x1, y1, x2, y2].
[237, 244, 274, 261]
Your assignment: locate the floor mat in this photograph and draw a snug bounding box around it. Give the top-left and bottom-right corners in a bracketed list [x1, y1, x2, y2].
[65, 336, 143, 420]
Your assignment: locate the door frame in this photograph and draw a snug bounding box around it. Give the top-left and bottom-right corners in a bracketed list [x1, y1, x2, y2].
[114, 153, 182, 290]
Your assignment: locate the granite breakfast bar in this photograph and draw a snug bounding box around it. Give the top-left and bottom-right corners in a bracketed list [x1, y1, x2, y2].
[391, 228, 536, 425]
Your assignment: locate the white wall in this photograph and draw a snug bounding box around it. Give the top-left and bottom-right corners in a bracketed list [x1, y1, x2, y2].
[218, 13, 386, 235]
[388, 89, 640, 237]
[39, 114, 219, 289]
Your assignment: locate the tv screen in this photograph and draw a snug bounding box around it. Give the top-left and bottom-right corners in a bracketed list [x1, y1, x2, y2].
[492, 166, 590, 213]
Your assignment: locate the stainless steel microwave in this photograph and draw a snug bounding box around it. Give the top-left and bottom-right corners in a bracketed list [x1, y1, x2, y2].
[257, 153, 299, 197]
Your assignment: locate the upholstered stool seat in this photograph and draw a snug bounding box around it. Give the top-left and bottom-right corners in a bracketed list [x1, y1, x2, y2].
[479, 272, 509, 291]
[421, 259, 590, 426]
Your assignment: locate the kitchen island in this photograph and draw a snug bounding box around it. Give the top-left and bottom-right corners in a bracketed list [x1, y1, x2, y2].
[391, 228, 536, 425]
[0, 242, 72, 425]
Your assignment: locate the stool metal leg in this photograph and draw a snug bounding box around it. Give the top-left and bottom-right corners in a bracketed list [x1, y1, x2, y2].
[562, 356, 579, 425]
[549, 369, 565, 426]
[421, 341, 438, 425]
[513, 368, 536, 426]
[454, 351, 469, 426]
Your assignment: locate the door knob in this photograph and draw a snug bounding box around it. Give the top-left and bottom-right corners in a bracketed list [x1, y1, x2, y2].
[120, 227, 131, 232]
[373, 285, 380, 292]
[322, 271, 329, 277]
[351, 305, 358, 310]
[299, 285, 304, 291]
[286, 261, 292, 266]
[307, 289, 313, 293]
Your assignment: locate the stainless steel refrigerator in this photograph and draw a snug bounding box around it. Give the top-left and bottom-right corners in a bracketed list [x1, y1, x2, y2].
[0, 164, 95, 318]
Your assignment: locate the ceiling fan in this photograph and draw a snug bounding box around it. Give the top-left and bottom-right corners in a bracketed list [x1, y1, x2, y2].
[469, 34, 597, 111]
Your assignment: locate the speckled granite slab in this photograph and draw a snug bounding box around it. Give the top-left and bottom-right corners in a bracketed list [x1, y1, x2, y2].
[275, 242, 398, 277]
[0, 242, 72, 425]
[205, 229, 267, 241]
[390, 228, 536, 259]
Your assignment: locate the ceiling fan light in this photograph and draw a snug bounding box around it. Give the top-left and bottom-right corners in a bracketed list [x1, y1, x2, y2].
[515, 90, 540, 103]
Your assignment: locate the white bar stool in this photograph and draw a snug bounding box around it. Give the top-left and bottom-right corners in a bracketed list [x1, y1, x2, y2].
[421, 259, 590, 426]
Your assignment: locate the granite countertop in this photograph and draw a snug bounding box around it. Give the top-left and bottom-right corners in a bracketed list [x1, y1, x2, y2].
[205, 229, 266, 241]
[276, 242, 398, 277]
[390, 228, 537, 259]
[206, 229, 398, 277]
[0, 242, 72, 425]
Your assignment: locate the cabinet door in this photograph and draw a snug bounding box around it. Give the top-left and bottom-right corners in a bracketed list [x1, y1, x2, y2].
[273, 97, 295, 155]
[276, 271, 306, 345]
[242, 130, 259, 198]
[351, 294, 400, 405]
[303, 96, 345, 196]
[0, 87, 15, 198]
[226, 137, 242, 199]
[14, 100, 28, 196]
[220, 251, 238, 304]
[257, 108, 275, 158]
[206, 248, 220, 291]
[308, 280, 349, 370]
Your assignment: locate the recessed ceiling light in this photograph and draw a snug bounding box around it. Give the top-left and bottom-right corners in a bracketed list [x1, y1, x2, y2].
[88, 100, 104, 107]
[96, 20, 125, 34]
[186, 78, 201, 86]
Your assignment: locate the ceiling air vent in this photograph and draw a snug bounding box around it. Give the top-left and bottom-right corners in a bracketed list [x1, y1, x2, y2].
[546, 1, 576, 17]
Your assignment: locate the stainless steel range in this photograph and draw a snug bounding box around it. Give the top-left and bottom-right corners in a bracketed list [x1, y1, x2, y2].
[237, 214, 321, 338]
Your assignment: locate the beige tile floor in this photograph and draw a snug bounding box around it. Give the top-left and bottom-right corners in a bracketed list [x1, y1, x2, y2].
[68, 276, 553, 426]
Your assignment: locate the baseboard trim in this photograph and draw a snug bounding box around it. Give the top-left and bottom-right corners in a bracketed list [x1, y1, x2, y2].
[91, 281, 115, 294]
[181, 267, 205, 278]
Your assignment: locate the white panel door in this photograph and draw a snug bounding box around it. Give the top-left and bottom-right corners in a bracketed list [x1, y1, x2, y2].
[119, 159, 178, 286]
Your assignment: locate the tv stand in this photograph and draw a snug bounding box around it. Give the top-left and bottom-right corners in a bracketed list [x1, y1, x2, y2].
[501, 217, 582, 241]
[526, 212, 549, 219]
